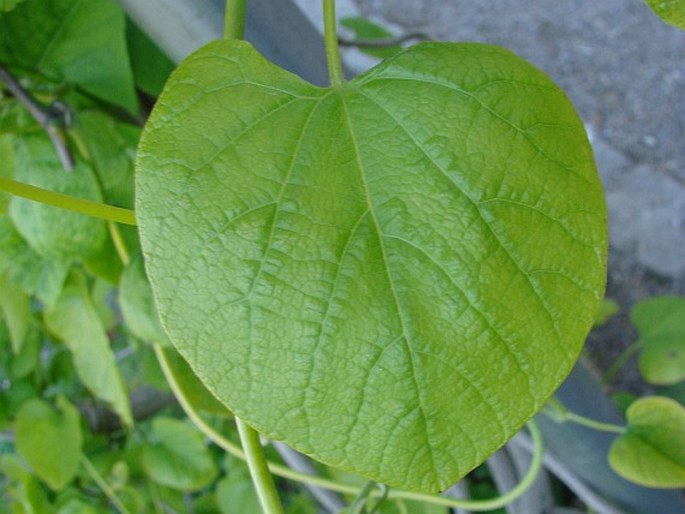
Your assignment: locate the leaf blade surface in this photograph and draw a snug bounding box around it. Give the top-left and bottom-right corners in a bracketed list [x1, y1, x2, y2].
[136, 40, 607, 491]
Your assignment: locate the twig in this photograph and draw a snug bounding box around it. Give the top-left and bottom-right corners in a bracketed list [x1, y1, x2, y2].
[0, 63, 74, 171]
[338, 31, 432, 49]
[509, 433, 628, 514]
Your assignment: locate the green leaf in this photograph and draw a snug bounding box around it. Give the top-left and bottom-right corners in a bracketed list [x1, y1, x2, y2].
[126, 20, 175, 97]
[0, 454, 52, 513]
[45, 271, 132, 426]
[215, 462, 261, 514]
[75, 111, 139, 210]
[9, 135, 107, 261]
[0, 272, 32, 353]
[0, 376, 38, 427]
[0, 215, 70, 309]
[14, 396, 83, 490]
[645, 0, 685, 30]
[631, 296, 685, 385]
[340, 16, 403, 59]
[609, 396, 685, 488]
[0, 0, 26, 12]
[0, 0, 138, 112]
[119, 252, 170, 345]
[594, 298, 619, 326]
[142, 417, 218, 491]
[56, 499, 101, 514]
[611, 391, 638, 416]
[3, 321, 40, 380]
[136, 40, 607, 491]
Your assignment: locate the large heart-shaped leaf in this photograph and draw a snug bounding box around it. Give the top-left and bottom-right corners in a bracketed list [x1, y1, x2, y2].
[136, 40, 607, 491]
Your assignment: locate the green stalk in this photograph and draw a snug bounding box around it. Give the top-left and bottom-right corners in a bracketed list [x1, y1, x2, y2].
[349, 480, 378, 513]
[564, 411, 626, 434]
[81, 455, 131, 514]
[224, 0, 247, 40]
[323, 0, 345, 86]
[602, 340, 642, 384]
[544, 397, 625, 434]
[235, 418, 285, 514]
[0, 177, 137, 226]
[108, 222, 131, 266]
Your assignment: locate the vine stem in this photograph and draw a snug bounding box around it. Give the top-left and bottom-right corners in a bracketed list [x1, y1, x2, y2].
[602, 340, 642, 384]
[349, 480, 377, 513]
[235, 418, 286, 514]
[154, 344, 544, 511]
[0, 177, 137, 226]
[108, 222, 131, 266]
[564, 412, 625, 434]
[224, 0, 246, 40]
[80, 454, 131, 514]
[323, 0, 344, 86]
[544, 397, 625, 434]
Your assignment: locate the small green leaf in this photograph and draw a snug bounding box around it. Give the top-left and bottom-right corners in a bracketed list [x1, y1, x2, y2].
[14, 396, 83, 490]
[45, 271, 132, 426]
[645, 0, 685, 30]
[215, 465, 261, 514]
[137, 40, 607, 491]
[340, 16, 403, 59]
[0, 0, 138, 112]
[0, 272, 32, 353]
[9, 135, 107, 261]
[631, 296, 685, 385]
[609, 396, 685, 488]
[0, 455, 52, 513]
[611, 391, 638, 416]
[56, 499, 101, 514]
[4, 322, 40, 380]
[119, 252, 170, 346]
[594, 298, 619, 326]
[142, 417, 218, 491]
[0, 0, 25, 12]
[75, 111, 139, 210]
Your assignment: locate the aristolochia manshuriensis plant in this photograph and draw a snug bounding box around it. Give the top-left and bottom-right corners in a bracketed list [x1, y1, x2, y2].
[135, 0, 607, 494]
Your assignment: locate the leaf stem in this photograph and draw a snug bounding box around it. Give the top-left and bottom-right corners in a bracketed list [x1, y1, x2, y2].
[602, 340, 642, 384]
[235, 417, 286, 514]
[80, 454, 131, 514]
[224, 0, 246, 40]
[0, 177, 137, 226]
[564, 412, 626, 434]
[323, 0, 345, 86]
[349, 480, 377, 513]
[108, 222, 131, 266]
[155, 343, 547, 511]
[543, 397, 625, 434]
